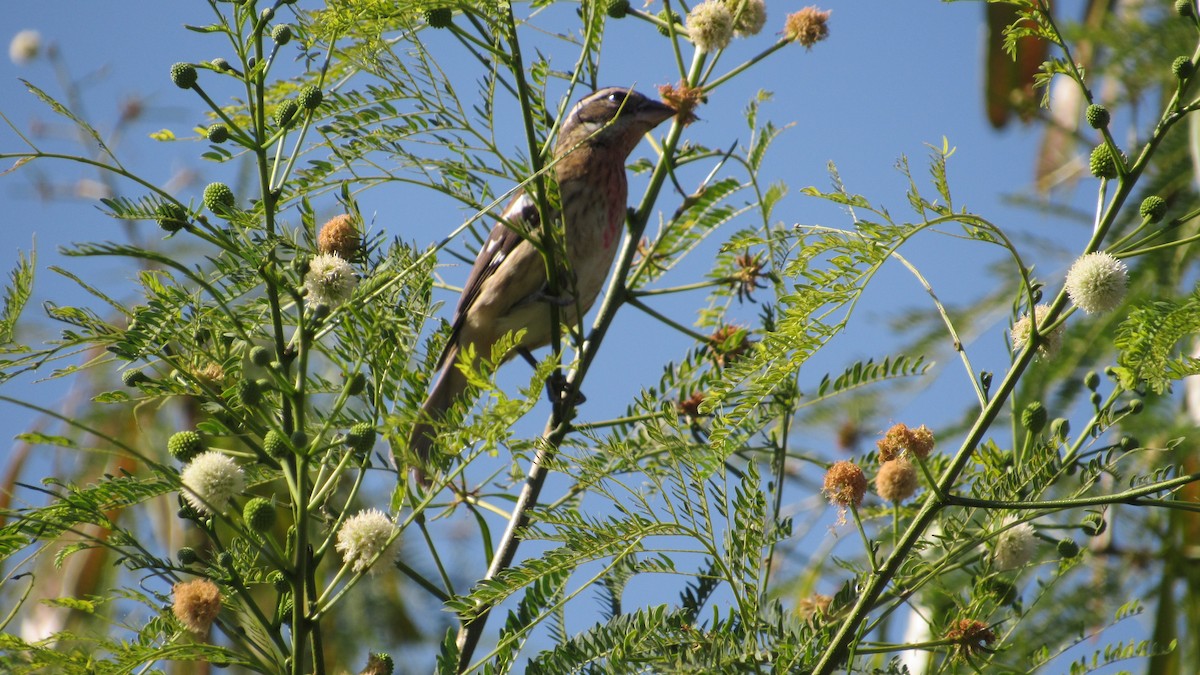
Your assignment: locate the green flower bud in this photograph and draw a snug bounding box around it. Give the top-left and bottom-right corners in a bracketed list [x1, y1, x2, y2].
[657, 9, 681, 35]
[155, 202, 189, 232]
[290, 430, 308, 450]
[425, 7, 453, 28]
[607, 0, 630, 18]
[1084, 104, 1109, 129]
[122, 368, 149, 387]
[249, 345, 271, 367]
[369, 654, 394, 675]
[1139, 195, 1166, 222]
[168, 430, 204, 463]
[211, 57, 232, 72]
[268, 570, 288, 593]
[203, 182, 235, 212]
[1084, 371, 1100, 390]
[1020, 401, 1047, 434]
[178, 546, 199, 565]
[243, 497, 277, 532]
[261, 7, 275, 22]
[346, 422, 376, 454]
[1127, 398, 1144, 414]
[299, 85, 323, 110]
[1119, 435, 1139, 451]
[206, 123, 230, 144]
[1088, 144, 1120, 179]
[345, 371, 367, 396]
[238, 378, 262, 407]
[1057, 538, 1080, 558]
[274, 99, 300, 128]
[1173, 56, 1194, 79]
[985, 578, 1017, 606]
[170, 62, 198, 89]
[217, 551, 234, 568]
[263, 430, 288, 458]
[1050, 417, 1070, 441]
[271, 23, 293, 45]
[1178, 0, 1195, 16]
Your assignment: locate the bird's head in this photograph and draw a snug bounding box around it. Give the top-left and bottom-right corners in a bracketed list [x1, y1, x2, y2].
[555, 87, 676, 160]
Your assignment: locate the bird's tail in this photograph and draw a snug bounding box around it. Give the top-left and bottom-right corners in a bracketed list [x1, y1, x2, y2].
[409, 345, 467, 484]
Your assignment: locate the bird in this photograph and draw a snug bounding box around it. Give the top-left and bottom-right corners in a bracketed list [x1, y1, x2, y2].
[409, 87, 677, 474]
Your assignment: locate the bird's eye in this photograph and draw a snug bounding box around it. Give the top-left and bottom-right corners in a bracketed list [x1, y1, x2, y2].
[607, 92, 621, 103]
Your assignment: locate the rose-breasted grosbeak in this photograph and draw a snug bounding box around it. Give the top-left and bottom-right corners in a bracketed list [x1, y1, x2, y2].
[410, 87, 676, 470]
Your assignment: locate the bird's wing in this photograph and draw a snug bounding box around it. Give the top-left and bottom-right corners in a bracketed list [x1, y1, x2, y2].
[436, 192, 541, 369]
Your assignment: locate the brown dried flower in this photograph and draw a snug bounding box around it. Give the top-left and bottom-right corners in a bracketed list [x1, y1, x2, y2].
[823, 460, 867, 509]
[784, 6, 831, 48]
[876, 423, 936, 461]
[677, 391, 707, 420]
[797, 593, 832, 620]
[657, 81, 703, 125]
[709, 325, 753, 368]
[173, 578, 222, 634]
[875, 458, 919, 503]
[317, 213, 361, 260]
[730, 251, 771, 302]
[944, 618, 997, 658]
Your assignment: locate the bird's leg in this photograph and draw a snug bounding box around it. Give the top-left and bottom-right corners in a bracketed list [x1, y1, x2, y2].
[517, 347, 586, 406]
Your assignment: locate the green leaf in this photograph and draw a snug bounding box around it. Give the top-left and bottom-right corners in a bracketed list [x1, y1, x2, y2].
[0, 246, 34, 346]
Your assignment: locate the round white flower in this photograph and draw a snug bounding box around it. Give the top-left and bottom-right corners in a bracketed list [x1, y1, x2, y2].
[993, 517, 1038, 570]
[1065, 251, 1127, 314]
[304, 253, 357, 307]
[181, 451, 244, 515]
[9, 30, 41, 65]
[1011, 304, 1063, 358]
[336, 509, 396, 573]
[726, 0, 766, 37]
[687, 1, 734, 53]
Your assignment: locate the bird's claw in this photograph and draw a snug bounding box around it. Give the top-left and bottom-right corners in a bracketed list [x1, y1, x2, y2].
[547, 371, 586, 406]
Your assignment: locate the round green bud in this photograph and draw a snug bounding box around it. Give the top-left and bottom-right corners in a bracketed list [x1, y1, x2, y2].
[217, 551, 234, 568]
[1089, 391, 1102, 407]
[1088, 144, 1120, 179]
[1084, 371, 1100, 390]
[345, 371, 367, 396]
[299, 85, 323, 110]
[203, 182, 235, 212]
[211, 57, 232, 72]
[310, 303, 330, 321]
[1173, 56, 1194, 79]
[1177, 0, 1195, 17]
[425, 8, 453, 28]
[657, 9, 680, 35]
[178, 546, 199, 565]
[170, 62, 198, 89]
[346, 422, 376, 454]
[155, 202, 189, 232]
[271, 23, 292, 45]
[268, 570, 288, 593]
[1081, 513, 1106, 537]
[206, 123, 230, 144]
[261, 7, 275, 21]
[290, 430, 308, 450]
[1127, 398, 1144, 414]
[249, 345, 271, 367]
[1139, 195, 1167, 223]
[122, 368, 149, 387]
[280, 596, 293, 625]
[371, 654, 394, 675]
[243, 497, 277, 532]
[985, 578, 1017, 606]
[1020, 401, 1047, 434]
[263, 430, 289, 458]
[1084, 104, 1109, 129]
[238, 378, 262, 407]
[1119, 435, 1139, 451]
[1057, 538, 1080, 558]
[607, 0, 630, 18]
[168, 430, 204, 463]
[274, 99, 300, 129]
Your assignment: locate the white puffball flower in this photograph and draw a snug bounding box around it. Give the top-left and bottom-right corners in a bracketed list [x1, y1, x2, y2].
[336, 509, 396, 573]
[687, 1, 734, 53]
[9, 30, 41, 65]
[1011, 304, 1063, 358]
[1065, 251, 1128, 314]
[727, 0, 767, 37]
[181, 451, 244, 515]
[304, 253, 357, 307]
[993, 517, 1038, 570]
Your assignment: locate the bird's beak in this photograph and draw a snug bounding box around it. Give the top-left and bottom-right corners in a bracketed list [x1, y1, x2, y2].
[635, 98, 678, 126]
